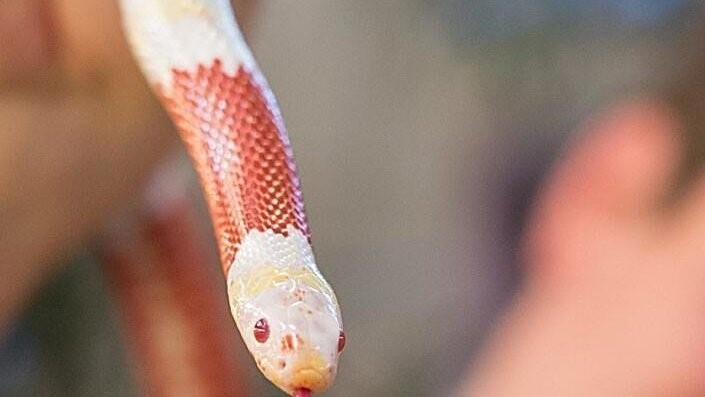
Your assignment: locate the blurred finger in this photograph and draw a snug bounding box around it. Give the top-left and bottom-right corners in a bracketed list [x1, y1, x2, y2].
[524, 99, 681, 279]
[543, 99, 681, 219]
[0, 0, 57, 85]
[0, 84, 174, 331]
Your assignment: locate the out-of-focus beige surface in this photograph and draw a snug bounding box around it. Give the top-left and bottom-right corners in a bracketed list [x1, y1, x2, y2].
[250, 3, 499, 396]
[242, 2, 683, 396]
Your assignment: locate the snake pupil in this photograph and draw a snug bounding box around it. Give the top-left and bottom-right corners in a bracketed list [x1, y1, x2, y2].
[254, 318, 270, 343]
[338, 330, 346, 353]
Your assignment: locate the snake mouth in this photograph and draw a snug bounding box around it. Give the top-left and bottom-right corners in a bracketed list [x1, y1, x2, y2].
[293, 388, 312, 397]
[260, 350, 333, 395]
[289, 353, 333, 393]
[292, 367, 326, 390]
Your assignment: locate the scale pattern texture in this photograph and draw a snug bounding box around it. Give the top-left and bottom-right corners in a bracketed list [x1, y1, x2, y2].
[160, 60, 310, 272]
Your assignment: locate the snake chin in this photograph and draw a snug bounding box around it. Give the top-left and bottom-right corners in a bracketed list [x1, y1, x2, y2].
[231, 275, 343, 394]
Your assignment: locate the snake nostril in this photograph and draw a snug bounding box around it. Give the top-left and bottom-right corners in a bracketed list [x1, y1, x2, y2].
[281, 333, 297, 352]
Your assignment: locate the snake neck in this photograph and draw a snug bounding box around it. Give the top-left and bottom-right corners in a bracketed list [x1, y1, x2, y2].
[158, 60, 311, 273]
[120, 0, 309, 274]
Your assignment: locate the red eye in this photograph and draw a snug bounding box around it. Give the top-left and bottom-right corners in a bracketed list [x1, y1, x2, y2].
[337, 330, 346, 353]
[254, 318, 269, 343]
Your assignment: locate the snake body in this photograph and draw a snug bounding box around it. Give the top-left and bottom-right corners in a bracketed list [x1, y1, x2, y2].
[118, 1, 344, 395]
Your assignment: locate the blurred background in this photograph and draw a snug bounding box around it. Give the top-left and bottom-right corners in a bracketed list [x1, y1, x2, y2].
[0, 1, 701, 396]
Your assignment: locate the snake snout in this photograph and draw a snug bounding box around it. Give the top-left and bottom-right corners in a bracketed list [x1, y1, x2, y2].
[289, 350, 332, 393]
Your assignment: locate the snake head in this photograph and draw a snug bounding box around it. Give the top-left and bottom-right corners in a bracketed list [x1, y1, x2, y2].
[229, 265, 344, 395]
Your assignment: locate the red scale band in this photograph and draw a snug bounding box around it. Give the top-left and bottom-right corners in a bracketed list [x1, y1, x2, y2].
[159, 60, 310, 273]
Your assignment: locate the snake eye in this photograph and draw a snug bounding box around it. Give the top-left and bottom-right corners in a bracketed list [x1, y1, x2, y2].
[337, 330, 346, 353]
[254, 318, 270, 343]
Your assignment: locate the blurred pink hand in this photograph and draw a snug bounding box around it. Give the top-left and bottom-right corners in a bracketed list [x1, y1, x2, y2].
[0, 0, 257, 336]
[464, 100, 705, 396]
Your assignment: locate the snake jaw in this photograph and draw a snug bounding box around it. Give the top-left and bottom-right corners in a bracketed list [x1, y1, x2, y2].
[287, 350, 332, 393]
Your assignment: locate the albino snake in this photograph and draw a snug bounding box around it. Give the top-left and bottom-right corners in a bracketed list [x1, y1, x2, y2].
[118, 1, 345, 395]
